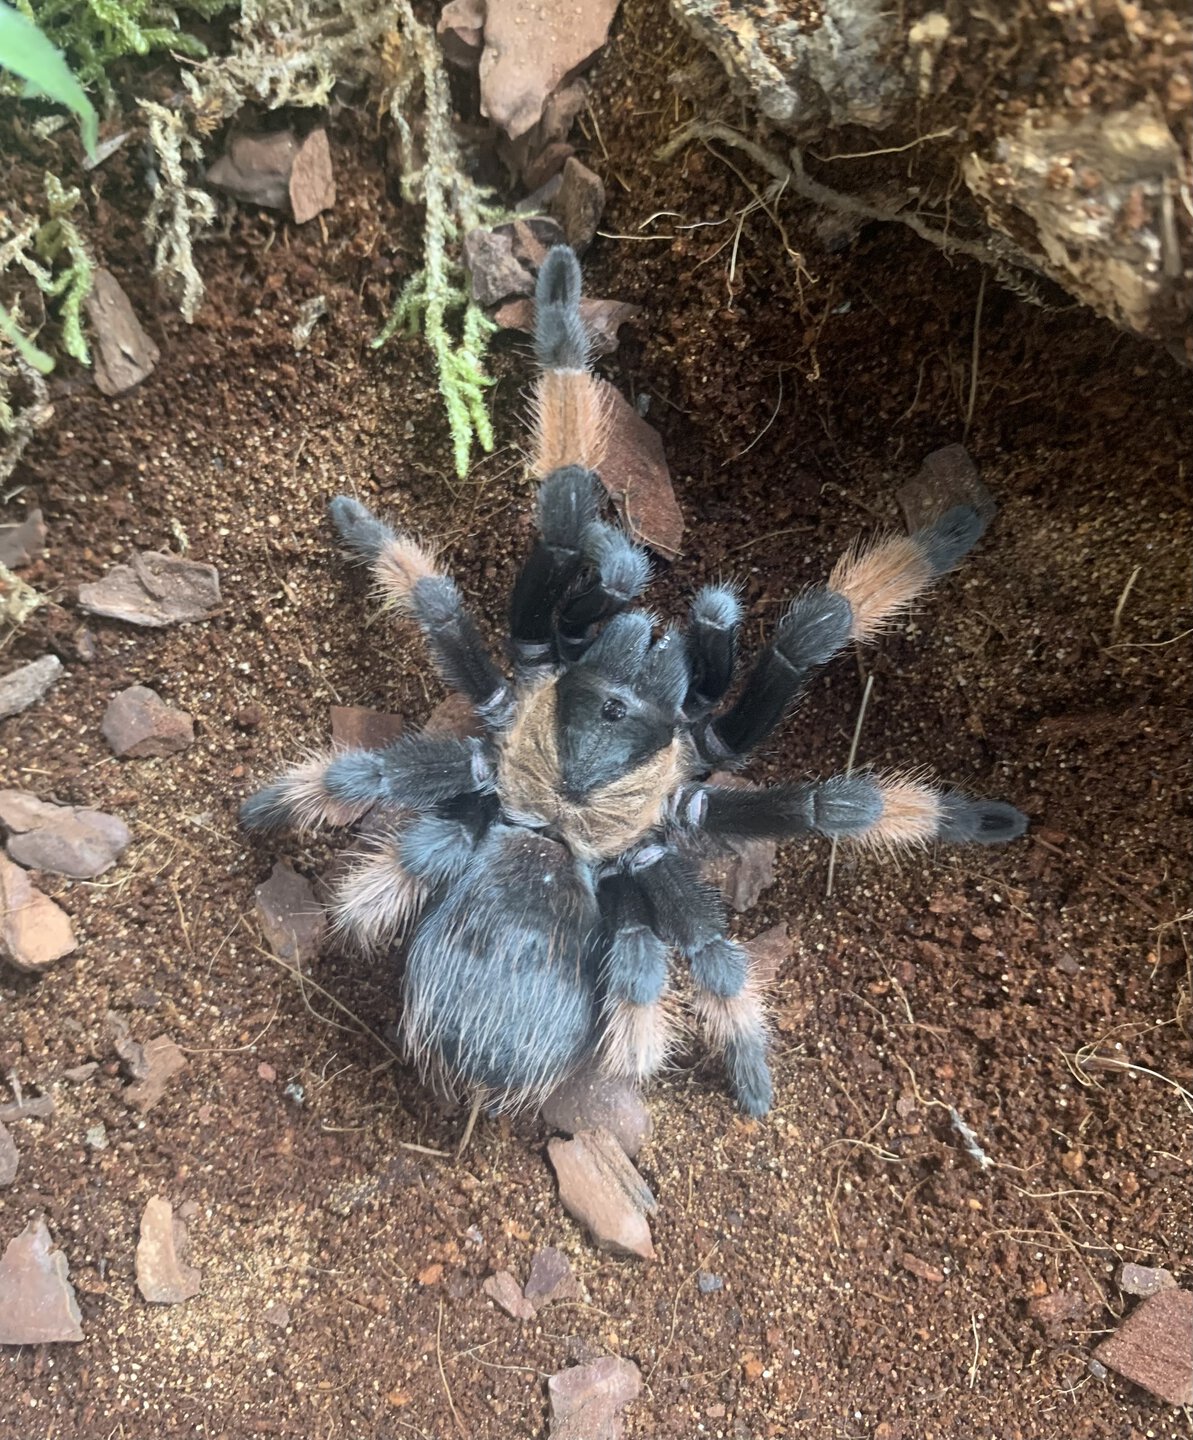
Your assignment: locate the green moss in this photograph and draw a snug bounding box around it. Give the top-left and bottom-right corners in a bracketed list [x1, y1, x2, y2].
[15, 0, 231, 103]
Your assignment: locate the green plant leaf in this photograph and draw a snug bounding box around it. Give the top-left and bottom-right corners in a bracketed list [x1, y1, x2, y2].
[0, 1, 98, 154]
[0, 301, 56, 374]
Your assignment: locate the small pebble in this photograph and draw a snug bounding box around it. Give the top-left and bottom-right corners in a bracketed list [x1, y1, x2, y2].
[697, 1271, 724, 1294]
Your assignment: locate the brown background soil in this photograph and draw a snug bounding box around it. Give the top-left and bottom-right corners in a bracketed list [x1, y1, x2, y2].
[1, 5, 1190, 1438]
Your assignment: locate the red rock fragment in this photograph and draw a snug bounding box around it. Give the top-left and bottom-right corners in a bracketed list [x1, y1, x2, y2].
[548, 1127, 656, 1260]
[480, 0, 621, 141]
[254, 860, 325, 968]
[0, 1220, 84, 1344]
[548, 1355, 641, 1440]
[86, 269, 160, 397]
[136, 1197, 201, 1304]
[596, 382, 684, 559]
[1094, 1288, 1193, 1405]
[289, 129, 336, 225]
[330, 705, 405, 750]
[102, 685, 193, 759]
[482, 1269, 536, 1321]
[0, 854, 77, 972]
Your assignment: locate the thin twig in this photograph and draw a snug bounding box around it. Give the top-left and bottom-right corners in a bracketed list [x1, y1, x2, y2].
[436, 1298, 466, 1436]
[455, 1091, 484, 1159]
[962, 270, 987, 443]
[1109, 565, 1141, 644]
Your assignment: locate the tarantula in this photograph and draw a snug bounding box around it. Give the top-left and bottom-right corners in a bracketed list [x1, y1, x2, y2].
[241, 246, 1026, 1118]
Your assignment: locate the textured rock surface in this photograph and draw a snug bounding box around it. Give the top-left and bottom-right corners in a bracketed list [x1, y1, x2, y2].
[0, 790, 131, 879]
[0, 1122, 17, 1187]
[524, 1245, 579, 1308]
[0, 1220, 84, 1344]
[482, 1269, 536, 1321]
[78, 551, 220, 627]
[548, 1355, 642, 1440]
[254, 860, 325, 968]
[480, 0, 621, 141]
[1093, 1287, 1193, 1405]
[0, 508, 46, 570]
[542, 1063, 651, 1158]
[0, 654, 62, 720]
[0, 854, 77, 972]
[548, 1127, 657, 1260]
[596, 382, 684, 559]
[86, 268, 160, 397]
[102, 685, 194, 759]
[671, 1, 1190, 349]
[136, 1197, 201, 1304]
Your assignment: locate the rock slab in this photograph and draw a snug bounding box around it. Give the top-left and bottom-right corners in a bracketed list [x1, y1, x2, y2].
[0, 655, 62, 721]
[548, 1355, 642, 1440]
[596, 382, 684, 560]
[78, 550, 220, 627]
[255, 860, 325, 968]
[102, 685, 194, 759]
[548, 1127, 656, 1260]
[1093, 1287, 1193, 1406]
[136, 1197, 201, 1304]
[86, 268, 160, 397]
[482, 1269, 536, 1321]
[0, 1220, 84, 1344]
[542, 1063, 651, 1158]
[0, 790, 131, 879]
[0, 854, 77, 972]
[524, 1245, 579, 1307]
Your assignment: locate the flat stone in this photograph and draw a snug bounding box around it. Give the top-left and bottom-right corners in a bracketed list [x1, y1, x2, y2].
[0, 1090, 55, 1122]
[1119, 1263, 1177, 1298]
[0, 508, 46, 570]
[493, 296, 640, 356]
[1094, 1287, 1193, 1405]
[0, 790, 131, 879]
[78, 550, 220, 627]
[254, 860, 325, 968]
[897, 444, 996, 535]
[464, 228, 535, 307]
[482, 1269, 536, 1321]
[0, 654, 62, 720]
[596, 382, 684, 560]
[264, 1301, 291, 1328]
[480, 0, 620, 141]
[0, 1122, 17, 1186]
[0, 1220, 84, 1343]
[101, 685, 194, 759]
[0, 854, 77, 972]
[542, 1062, 651, 1158]
[697, 1270, 723, 1294]
[329, 705, 405, 750]
[111, 1018, 187, 1113]
[136, 1197, 201, 1304]
[548, 1127, 656, 1260]
[524, 1245, 579, 1307]
[494, 216, 567, 271]
[207, 131, 299, 211]
[86, 268, 160, 397]
[289, 129, 336, 224]
[548, 1355, 642, 1440]
[551, 157, 606, 251]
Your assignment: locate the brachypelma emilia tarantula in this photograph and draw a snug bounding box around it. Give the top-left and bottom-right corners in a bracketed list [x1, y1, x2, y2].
[242, 246, 1027, 1119]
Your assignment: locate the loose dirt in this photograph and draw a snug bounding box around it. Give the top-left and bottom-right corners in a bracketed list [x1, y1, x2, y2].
[1, 5, 1190, 1437]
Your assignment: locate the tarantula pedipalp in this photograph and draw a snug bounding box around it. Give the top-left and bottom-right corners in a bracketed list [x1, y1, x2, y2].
[241, 245, 1027, 1117]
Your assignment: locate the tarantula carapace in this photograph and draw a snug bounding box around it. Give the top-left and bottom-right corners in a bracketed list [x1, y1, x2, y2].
[242, 246, 1026, 1117]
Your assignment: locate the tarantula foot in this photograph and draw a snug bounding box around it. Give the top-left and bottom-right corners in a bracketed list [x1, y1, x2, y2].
[937, 795, 1028, 844]
[725, 1032, 773, 1118]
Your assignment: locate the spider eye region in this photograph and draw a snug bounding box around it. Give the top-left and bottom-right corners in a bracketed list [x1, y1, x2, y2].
[601, 697, 628, 722]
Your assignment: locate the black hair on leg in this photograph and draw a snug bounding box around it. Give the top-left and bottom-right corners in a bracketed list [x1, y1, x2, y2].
[323, 734, 494, 811]
[534, 245, 588, 372]
[684, 585, 741, 718]
[409, 576, 514, 728]
[509, 466, 600, 669]
[701, 588, 854, 763]
[557, 521, 651, 660]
